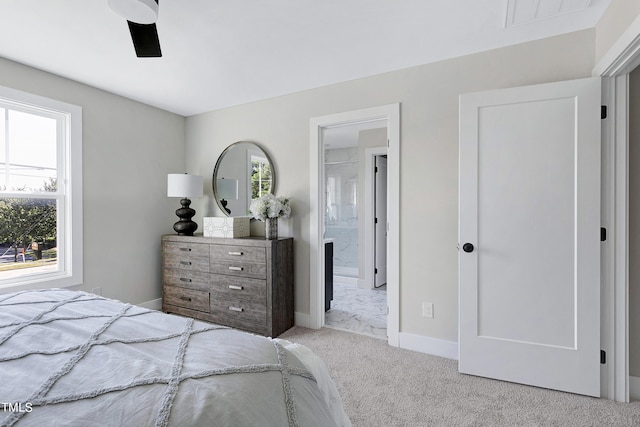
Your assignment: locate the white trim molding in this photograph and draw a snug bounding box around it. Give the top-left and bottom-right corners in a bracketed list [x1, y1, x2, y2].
[594, 13, 640, 403]
[309, 103, 400, 347]
[138, 298, 162, 310]
[295, 311, 311, 329]
[593, 14, 640, 77]
[612, 75, 630, 403]
[398, 333, 458, 361]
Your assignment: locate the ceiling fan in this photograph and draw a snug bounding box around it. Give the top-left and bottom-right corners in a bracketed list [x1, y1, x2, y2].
[107, 0, 162, 57]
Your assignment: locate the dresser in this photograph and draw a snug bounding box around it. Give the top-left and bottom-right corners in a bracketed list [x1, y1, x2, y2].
[161, 234, 294, 337]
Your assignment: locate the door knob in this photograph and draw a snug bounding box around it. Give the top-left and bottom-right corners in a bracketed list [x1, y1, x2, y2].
[462, 243, 474, 253]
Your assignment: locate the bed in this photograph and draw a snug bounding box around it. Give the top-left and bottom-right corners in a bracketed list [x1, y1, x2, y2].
[0, 289, 351, 427]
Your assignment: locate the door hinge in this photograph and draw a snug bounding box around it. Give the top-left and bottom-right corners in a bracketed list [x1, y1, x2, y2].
[375, 166, 378, 173]
[601, 105, 608, 119]
[375, 218, 378, 224]
[375, 268, 378, 274]
[601, 227, 607, 242]
[601, 350, 606, 364]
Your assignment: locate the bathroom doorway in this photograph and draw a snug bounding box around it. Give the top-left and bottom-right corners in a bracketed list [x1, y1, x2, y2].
[309, 103, 400, 346]
[321, 120, 388, 339]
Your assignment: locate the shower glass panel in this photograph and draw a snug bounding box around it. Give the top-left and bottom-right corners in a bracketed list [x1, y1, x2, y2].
[325, 147, 358, 278]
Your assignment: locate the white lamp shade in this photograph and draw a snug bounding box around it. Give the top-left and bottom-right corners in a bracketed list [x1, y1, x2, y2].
[167, 174, 203, 198]
[107, 0, 159, 24]
[216, 178, 239, 200]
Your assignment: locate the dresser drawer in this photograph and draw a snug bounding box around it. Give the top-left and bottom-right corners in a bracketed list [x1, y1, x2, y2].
[163, 242, 209, 271]
[211, 274, 266, 301]
[164, 285, 210, 313]
[163, 268, 209, 290]
[210, 244, 265, 263]
[210, 260, 267, 280]
[210, 294, 266, 333]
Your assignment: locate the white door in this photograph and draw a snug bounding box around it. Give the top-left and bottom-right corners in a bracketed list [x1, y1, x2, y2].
[458, 77, 601, 396]
[375, 156, 388, 287]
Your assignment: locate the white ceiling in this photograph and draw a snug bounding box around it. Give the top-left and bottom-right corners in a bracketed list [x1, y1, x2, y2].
[0, 0, 610, 116]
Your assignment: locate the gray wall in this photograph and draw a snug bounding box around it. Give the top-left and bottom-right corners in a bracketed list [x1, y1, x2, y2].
[185, 29, 596, 341]
[0, 57, 186, 305]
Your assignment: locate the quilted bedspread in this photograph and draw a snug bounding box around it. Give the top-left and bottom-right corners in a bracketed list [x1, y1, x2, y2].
[0, 289, 350, 427]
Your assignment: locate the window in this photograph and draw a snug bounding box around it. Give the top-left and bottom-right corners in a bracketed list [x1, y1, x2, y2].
[249, 150, 272, 200]
[0, 85, 82, 289]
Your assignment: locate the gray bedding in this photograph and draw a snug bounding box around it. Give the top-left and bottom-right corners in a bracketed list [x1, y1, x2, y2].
[0, 289, 350, 426]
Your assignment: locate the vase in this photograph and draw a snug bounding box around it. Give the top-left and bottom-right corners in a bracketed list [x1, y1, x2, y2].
[265, 217, 278, 240]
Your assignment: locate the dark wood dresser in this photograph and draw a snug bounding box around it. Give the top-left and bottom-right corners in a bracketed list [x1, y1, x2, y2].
[161, 234, 294, 337]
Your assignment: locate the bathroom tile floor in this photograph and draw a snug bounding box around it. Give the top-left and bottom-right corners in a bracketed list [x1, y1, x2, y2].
[324, 279, 387, 340]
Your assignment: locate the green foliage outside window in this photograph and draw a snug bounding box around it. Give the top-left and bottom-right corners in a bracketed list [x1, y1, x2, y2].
[251, 160, 272, 199]
[0, 178, 57, 262]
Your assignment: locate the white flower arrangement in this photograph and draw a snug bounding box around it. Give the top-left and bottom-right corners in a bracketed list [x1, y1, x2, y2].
[249, 194, 292, 221]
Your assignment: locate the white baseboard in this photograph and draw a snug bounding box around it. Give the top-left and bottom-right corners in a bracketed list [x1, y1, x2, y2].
[295, 311, 310, 328]
[630, 376, 640, 401]
[334, 266, 358, 276]
[291, 311, 459, 361]
[138, 298, 162, 310]
[398, 332, 458, 360]
[334, 275, 358, 285]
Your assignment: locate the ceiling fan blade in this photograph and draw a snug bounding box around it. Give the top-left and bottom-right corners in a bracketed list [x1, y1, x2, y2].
[127, 21, 162, 57]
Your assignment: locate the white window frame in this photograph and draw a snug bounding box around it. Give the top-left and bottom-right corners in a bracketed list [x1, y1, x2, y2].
[247, 148, 271, 201]
[0, 85, 82, 291]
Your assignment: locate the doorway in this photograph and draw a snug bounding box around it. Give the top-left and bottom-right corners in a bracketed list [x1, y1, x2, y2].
[309, 104, 400, 347]
[321, 122, 388, 338]
[593, 16, 640, 402]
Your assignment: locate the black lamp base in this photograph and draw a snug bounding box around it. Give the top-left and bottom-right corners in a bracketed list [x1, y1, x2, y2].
[220, 198, 231, 215]
[173, 198, 198, 236]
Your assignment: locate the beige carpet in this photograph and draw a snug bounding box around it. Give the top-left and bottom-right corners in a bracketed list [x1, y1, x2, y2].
[280, 326, 640, 427]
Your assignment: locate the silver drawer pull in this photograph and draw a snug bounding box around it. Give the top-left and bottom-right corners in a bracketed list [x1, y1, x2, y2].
[179, 247, 192, 252]
[179, 278, 192, 282]
[228, 266, 243, 271]
[229, 306, 244, 312]
[228, 251, 243, 256]
[228, 285, 244, 291]
[180, 296, 192, 302]
[180, 261, 192, 266]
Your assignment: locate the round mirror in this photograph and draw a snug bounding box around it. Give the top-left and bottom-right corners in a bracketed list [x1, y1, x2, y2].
[213, 141, 275, 217]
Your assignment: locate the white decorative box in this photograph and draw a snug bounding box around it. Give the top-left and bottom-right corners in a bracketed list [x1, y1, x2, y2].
[203, 217, 250, 238]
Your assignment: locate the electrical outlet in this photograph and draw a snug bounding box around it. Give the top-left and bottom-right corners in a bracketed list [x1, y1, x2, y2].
[92, 287, 102, 296]
[422, 302, 434, 318]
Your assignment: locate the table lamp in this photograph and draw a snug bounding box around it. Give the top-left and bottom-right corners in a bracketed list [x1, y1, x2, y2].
[167, 173, 203, 235]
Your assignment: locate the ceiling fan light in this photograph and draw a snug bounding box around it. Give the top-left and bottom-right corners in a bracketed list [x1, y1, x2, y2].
[107, 0, 158, 24]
